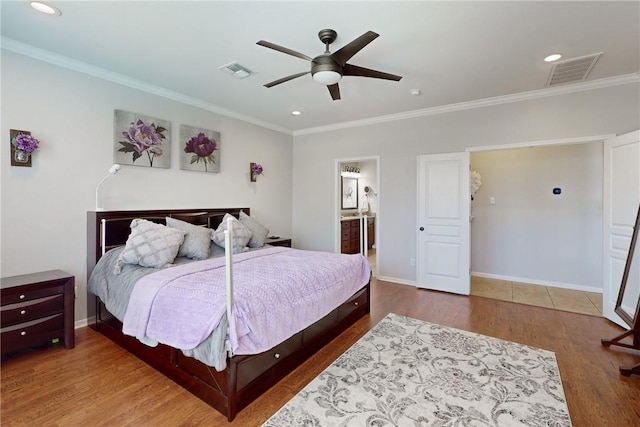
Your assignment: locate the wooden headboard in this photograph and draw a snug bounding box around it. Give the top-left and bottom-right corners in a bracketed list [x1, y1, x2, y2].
[86, 207, 249, 276]
[86, 207, 249, 322]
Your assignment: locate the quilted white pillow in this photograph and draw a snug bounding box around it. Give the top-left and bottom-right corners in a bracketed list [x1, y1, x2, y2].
[166, 217, 212, 260]
[212, 213, 252, 254]
[114, 219, 186, 274]
[239, 210, 269, 248]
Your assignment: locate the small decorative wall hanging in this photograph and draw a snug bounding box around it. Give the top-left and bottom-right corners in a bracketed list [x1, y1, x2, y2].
[470, 170, 482, 200]
[10, 129, 39, 167]
[114, 109, 171, 168]
[179, 125, 220, 173]
[250, 162, 263, 182]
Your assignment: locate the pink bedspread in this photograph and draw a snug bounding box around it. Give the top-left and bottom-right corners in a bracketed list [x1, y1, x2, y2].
[122, 247, 370, 355]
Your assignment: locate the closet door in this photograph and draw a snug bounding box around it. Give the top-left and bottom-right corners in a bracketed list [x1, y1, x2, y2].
[603, 130, 640, 327]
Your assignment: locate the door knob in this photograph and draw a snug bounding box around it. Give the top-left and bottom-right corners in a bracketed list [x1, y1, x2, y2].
[419, 227, 424, 231]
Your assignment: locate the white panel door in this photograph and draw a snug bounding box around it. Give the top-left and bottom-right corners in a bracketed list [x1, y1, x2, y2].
[417, 152, 470, 294]
[603, 130, 640, 327]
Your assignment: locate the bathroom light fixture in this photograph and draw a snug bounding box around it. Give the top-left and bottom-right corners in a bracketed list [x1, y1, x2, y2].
[95, 164, 120, 210]
[341, 165, 361, 179]
[30, 1, 61, 16]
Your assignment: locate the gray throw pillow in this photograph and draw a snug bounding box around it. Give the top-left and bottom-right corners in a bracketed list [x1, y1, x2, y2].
[166, 217, 212, 260]
[212, 213, 252, 254]
[114, 219, 186, 274]
[240, 210, 269, 248]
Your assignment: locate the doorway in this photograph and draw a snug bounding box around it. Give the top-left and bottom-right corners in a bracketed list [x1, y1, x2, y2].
[468, 135, 613, 315]
[336, 156, 379, 277]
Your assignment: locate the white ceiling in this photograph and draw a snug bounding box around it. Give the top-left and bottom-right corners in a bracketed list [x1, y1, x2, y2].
[2, 1, 639, 134]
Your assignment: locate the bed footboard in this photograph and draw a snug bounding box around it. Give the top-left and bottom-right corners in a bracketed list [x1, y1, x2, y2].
[93, 282, 370, 421]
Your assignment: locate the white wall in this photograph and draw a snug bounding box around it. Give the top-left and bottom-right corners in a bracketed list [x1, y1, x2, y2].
[1, 51, 293, 324]
[471, 143, 603, 290]
[292, 84, 640, 284]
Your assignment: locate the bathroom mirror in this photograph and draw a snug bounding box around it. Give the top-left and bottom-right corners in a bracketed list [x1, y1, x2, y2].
[602, 203, 640, 377]
[341, 177, 358, 210]
[614, 204, 640, 328]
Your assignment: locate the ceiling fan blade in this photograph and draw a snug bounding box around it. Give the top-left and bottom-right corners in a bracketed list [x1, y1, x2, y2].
[343, 64, 402, 81]
[264, 71, 310, 88]
[327, 83, 341, 100]
[332, 31, 379, 65]
[257, 40, 312, 61]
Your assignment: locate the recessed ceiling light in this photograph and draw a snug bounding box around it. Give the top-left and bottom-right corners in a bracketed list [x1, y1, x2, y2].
[410, 89, 421, 96]
[30, 1, 61, 16]
[544, 54, 562, 62]
[291, 111, 302, 116]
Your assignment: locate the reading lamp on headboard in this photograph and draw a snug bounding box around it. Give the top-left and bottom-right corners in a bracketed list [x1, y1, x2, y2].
[95, 164, 121, 211]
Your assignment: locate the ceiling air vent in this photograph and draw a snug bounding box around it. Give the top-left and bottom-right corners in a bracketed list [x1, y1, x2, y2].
[218, 61, 254, 79]
[545, 52, 602, 86]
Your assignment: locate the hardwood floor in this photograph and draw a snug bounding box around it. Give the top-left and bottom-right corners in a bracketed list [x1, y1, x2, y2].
[2, 278, 639, 426]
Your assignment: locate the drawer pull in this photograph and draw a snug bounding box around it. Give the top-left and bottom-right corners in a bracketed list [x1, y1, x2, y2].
[19, 294, 26, 300]
[354, 302, 359, 306]
[274, 353, 280, 359]
[20, 310, 27, 315]
[20, 331, 26, 336]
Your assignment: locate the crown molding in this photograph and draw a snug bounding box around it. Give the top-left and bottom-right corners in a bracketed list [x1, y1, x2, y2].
[3, 37, 637, 138]
[1, 37, 293, 136]
[293, 73, 640, 136]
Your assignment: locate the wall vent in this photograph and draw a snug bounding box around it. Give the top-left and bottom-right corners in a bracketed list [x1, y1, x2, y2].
[218, 61, 254, 79]
[546, 52, 603, 86]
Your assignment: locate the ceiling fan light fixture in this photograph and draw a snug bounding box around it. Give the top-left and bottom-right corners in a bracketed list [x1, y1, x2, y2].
[312, 70, 342, 85]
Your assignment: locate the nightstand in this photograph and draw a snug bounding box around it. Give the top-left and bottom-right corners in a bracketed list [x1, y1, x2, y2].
[265, 237, 292, 248]
[1, 270, 75, 358]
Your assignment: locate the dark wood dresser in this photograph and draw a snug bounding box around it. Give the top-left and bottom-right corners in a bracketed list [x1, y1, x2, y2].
[265, 237, 292, 248]
[341, 217, 375, 254]
[1, 270, 75, 358]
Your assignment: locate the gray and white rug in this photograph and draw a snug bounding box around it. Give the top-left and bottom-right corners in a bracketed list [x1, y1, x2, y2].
[263, 313, 571, 426]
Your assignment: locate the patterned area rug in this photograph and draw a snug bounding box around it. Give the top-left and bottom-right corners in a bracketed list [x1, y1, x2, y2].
[263, 313, 572, 426]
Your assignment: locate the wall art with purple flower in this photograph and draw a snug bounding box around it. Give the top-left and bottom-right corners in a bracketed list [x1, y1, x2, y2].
[179, 125, 220, 173]
[114, 110, 171, 168]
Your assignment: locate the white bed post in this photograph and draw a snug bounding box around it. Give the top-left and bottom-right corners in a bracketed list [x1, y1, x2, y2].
[101, 219, 107, 256]
[360, 214, 368, 257]
[224, 216, 234, 357]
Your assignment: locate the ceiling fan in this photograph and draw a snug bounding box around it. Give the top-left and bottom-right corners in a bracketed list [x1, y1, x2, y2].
[257, 29, 402, 101]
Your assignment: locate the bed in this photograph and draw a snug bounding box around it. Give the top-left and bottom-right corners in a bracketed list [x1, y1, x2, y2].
[86, 207, 371, 421]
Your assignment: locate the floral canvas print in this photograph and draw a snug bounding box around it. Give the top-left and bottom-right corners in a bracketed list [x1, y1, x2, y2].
[114, 110, 171, 168]
[180, 125, 220, 173]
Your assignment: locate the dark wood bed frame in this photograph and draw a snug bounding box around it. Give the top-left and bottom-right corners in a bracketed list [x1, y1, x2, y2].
[87, 208, 371, 421]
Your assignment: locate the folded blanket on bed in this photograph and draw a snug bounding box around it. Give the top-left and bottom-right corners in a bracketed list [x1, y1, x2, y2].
[122, 247, 371, 355]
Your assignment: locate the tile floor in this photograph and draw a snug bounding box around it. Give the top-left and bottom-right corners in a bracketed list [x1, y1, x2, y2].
[471, 276, 603, 317]
[367, 248, 376, 277]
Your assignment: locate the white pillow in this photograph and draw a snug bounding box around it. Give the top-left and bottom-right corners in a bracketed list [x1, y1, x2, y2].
[212, 214, 252, 254]
[239, 211, 269, 248]
[114, 219, 186, 274]
[166, 217, 212, 260]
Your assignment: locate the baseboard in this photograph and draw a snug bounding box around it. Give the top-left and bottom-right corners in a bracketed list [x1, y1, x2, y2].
[376, 276, 416, 287]
[74, 316, 93, 329]
[471, 271, 602, 294]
